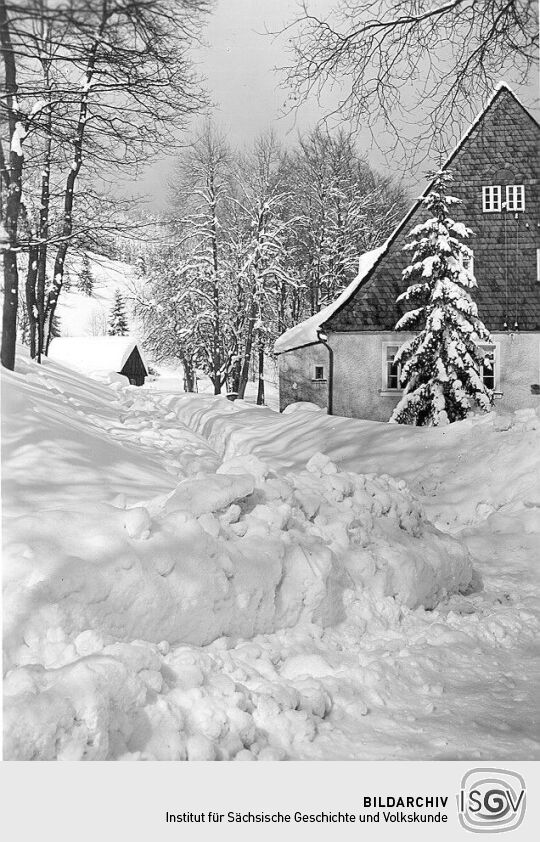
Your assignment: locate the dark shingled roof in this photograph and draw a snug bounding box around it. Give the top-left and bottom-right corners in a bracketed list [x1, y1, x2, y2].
[323, 85, 540, 334]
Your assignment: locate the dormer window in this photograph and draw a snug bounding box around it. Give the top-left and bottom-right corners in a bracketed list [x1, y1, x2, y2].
[482, 186, 501, 212]
[505, 185, 525, 211]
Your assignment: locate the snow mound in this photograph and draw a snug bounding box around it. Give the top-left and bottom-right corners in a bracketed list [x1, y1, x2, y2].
[169, 394, 540, 533]
[282, 401, 323, 414]
[2, 357, 477, 760]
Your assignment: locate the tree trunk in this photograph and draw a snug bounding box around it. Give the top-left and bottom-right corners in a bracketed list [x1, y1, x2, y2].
[237, 296, 257, 399]
[256, 340, 265, 405]
[25, 245, 38, 358]
[0, 0, 24, 371]
[1, 253, 20, 371]
[44, 7, 107, 354]
[209, 169, 222, 394]
[35, 95, 52, 362]
[182, 354, 196, 392]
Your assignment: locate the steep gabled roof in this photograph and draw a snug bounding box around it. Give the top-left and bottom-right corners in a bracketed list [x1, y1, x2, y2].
[48, 337, 148, 374]
[275, 82, 540, 350]
[323, 82, 540, 333]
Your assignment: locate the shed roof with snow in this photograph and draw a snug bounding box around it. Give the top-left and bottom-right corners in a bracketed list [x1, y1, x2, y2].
[48, 337, 148, 385]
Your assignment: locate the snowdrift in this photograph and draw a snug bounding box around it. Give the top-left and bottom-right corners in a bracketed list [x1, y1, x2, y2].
[167, 393, 540, 532]
[2, 355, 508, 760]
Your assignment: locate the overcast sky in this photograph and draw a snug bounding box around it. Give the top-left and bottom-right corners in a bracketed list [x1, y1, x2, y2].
[133, 0, 538, 210]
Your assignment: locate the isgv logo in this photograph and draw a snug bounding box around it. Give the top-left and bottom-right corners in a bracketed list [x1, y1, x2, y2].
[458, 768, 526, 833]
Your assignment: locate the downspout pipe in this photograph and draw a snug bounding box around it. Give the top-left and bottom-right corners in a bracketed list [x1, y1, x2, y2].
[318, 331, 333, 416]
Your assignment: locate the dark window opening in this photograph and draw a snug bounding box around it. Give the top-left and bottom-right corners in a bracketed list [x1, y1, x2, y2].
[479, 346, 496, 390]
[386, 345, 401, 390]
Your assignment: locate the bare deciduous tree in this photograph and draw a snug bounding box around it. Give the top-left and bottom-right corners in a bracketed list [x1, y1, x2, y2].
[281, 1, 538, 157]
[170, 122, 234, 394]
[286, 127, 409, 313]
[1, 0, 210, 369]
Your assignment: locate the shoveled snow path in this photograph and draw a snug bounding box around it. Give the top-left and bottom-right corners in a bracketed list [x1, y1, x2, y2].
[113, 388, 540, 760]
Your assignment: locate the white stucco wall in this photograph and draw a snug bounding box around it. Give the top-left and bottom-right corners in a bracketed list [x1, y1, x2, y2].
[278, 332, 540, 420]
[277, 343, 330, 411]
[492, 332, 540, 413]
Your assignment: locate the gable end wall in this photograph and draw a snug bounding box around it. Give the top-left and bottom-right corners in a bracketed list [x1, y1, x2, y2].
[324, 90, 540, 334]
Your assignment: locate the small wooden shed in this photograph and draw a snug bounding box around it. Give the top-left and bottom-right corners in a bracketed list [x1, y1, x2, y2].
[48, 337, 149, 386]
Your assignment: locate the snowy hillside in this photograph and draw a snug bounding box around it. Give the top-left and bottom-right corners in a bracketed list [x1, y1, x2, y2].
[3, 354, 540, 761]
[51, 252, 281, 405]
[54, 252, 137, 338]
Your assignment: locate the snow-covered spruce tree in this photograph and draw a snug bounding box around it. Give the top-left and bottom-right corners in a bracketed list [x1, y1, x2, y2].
[108, 290, 129, 336]
[390, 171, 493, 426]
[78, 254, 94, 296]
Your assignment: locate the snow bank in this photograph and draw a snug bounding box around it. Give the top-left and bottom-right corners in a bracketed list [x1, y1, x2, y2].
[282, 401, 324, 414]
[4, 431, 473, 673]
[168, 394, 540, 533]
[3, 358, 479, 759]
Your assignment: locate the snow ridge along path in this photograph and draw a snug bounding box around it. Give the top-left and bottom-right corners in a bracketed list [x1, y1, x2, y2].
[3, 357, 540, 760]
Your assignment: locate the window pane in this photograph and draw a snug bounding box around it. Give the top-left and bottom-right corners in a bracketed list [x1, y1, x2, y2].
[506, 185, 525, 211]
[483, 186, 500, 212]
[387, 362, 400, 389]
[479, 345, 495, 389]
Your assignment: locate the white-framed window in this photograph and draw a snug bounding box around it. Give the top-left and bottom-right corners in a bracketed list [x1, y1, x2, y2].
[313, 364, 325, 381]
[537, 248, 540, 283]
[482, 185, 501, 212]
[506, 185, 525, 212]
[478, 344, 497, 390]
[383, 344, 402, 391]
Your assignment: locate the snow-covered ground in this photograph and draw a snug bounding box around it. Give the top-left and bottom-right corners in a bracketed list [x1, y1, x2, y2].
[55, 252, 137, 338]
[53, 251, 281, 410]
[2, 354, 539, 761]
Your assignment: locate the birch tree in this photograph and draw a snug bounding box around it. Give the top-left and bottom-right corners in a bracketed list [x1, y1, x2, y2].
[287, 128, 408, 313]
[169, 123, 235, 394]
[231, 132, 297, 402]
[282, 0, 538, 157]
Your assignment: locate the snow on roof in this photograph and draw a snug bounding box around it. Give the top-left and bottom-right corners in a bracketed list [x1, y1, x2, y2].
[274, 246, 386, 353]
[48, 336, 148, 374]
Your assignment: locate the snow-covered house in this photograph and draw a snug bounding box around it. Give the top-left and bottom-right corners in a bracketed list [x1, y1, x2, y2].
[275, 83, 540, 420]
[48, 337, 148, 386]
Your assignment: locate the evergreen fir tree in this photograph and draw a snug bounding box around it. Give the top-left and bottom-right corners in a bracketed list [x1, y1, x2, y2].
[134, 254, 147, 279]
[78, 253, 94, 295]
[108, 290, 129, 336]
[390, 171, 493, 426]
